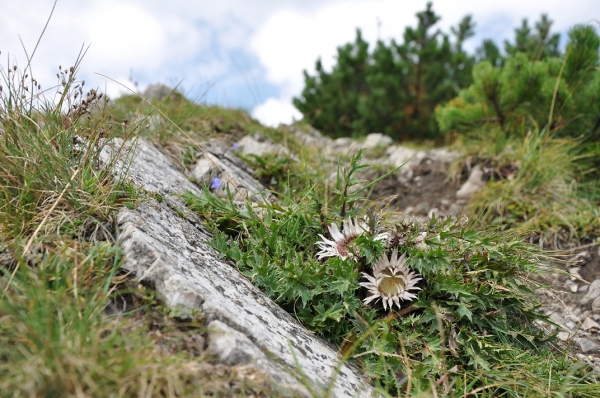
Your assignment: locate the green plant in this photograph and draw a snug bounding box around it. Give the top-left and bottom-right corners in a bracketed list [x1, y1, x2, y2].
[185, 151, 599, 396]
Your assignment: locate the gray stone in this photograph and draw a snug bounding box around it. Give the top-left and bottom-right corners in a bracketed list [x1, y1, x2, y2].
[206, 320, 308, 396]
[456, 166, 485, 200]
[426, 148, 459, 163]
[427, 207, 441, 219]
[448, 203, 463, 218]
[557, 332, 572, 341]
[577, 338, 600, 354]
[550, 313, 567, 329]
[570, 284, 579, 293]
[190, 140, 268, 203]
[100, 138, 201, 196]
[361, 133, 394, 149]
[144, 83, 178, 101]
[585, 280, 600, 300]
[593, 297, 600, 312]
[328, 137, 354, 150]
[237, 133, 289, 158]
[117, 200, 371, 397]
[387, 146, 418, 169]
[290, 126, 330, 147]
[582, 318, 600, 331]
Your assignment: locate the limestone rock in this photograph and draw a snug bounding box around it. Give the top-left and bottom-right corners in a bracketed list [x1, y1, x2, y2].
[456, 166, 485, 200]
[100, 138, 201, 196]
[361, 133, 394, 149]
[582, 318, 600, 331]
[117, 199, 372, 397]
[237, 133, 289, 158]
[557, 331, 572, 341]
[289, 126, 331, 147]
[387, 146, 418, 169]
[144, 83, 178, 101]
[577, 338, 600, 354]
[586, 280, 600, 301]
[206, 320, 307, 396]
[190, 139, 268, 203]
[592, 297, 600, 312]
[328, 137, 354, 151]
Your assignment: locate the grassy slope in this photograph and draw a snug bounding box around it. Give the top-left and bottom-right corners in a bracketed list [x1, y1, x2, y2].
[1, 58, 599, 397]
[0, 62, 281, 397]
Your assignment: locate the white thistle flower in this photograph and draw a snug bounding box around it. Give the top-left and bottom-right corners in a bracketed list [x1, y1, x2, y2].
[360, 249, 422, 310]
[316, 218, 388, 260]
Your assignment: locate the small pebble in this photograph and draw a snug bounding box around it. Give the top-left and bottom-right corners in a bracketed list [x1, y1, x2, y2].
[582, 318, 600, 331]
[557, 332, 572, 341]
[592, 297, 600, 312]
[577, 338, 600, 354]
[584, 280, 600, 300]
[570, 284, 579, 293]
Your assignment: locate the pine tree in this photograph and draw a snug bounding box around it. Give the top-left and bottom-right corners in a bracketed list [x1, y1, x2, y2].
[477, 40, 503, 67]
[504, 14, 560, 60]
[293, 30, 369, 138]
[293, 3, 475, 141]
[353, 40, 407, 137]
[437, 25, 600, 143]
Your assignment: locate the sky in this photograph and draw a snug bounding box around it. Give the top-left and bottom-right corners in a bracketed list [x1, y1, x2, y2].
[1, 0, 598, 127]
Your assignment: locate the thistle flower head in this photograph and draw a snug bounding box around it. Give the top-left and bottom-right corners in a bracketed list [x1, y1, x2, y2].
[360, 249, 421, 310]
[316, 217, 388, 260]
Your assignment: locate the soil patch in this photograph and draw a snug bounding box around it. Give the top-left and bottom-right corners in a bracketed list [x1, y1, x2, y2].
[370, 157, 461, 216]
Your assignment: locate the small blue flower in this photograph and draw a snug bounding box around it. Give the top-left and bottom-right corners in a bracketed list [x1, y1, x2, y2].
[232, 143, 240, 150]
[211, 177, 221, 189]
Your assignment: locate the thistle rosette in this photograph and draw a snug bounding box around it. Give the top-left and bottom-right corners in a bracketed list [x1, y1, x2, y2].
[360, 249, 422, 310]
[316, 217, 388, 260]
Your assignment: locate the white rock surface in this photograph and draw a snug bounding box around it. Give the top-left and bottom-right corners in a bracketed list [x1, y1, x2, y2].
[387, 146, 418, 169]
[237, 133, 289, 158]
[190, 139, 268, 202]
[593, 297, 600, 312]
[289, 126, 331, 147]
[582, 318, 600, 331]
[456, 166, 485, 200]
[577, 338, 600, 354]
[100, 138, 201, 196]
[361, 133, 394, 149]
[206, 320, 307, 396]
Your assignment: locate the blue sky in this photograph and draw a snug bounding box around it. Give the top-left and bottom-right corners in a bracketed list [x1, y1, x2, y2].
[1, 0, 598, 126]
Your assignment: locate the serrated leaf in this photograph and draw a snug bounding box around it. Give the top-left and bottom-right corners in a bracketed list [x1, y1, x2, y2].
[457, 302, 473, 321]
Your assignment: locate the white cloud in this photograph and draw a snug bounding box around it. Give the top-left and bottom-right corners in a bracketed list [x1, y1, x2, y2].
[252, 97, 302, 127]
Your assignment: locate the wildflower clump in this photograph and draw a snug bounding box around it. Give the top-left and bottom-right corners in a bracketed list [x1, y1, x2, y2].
[186, 149, 597, 396]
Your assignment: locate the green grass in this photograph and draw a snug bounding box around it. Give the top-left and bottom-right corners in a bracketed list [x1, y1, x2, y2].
[450, 127, 600, 246]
